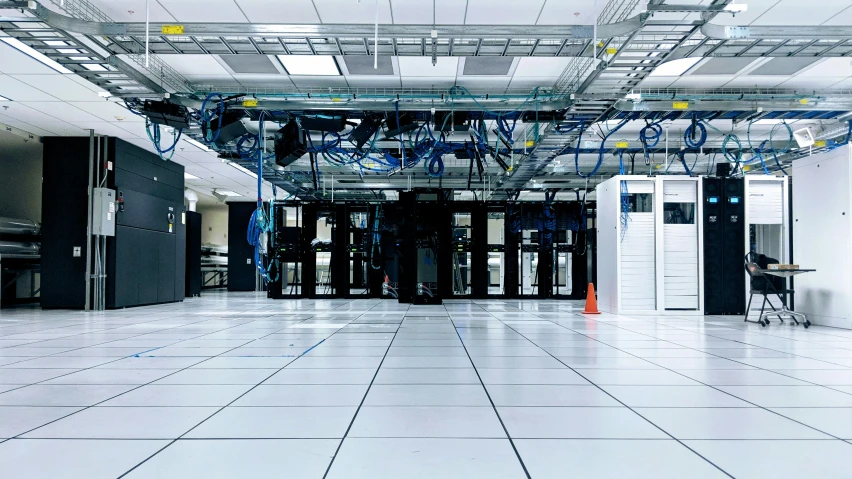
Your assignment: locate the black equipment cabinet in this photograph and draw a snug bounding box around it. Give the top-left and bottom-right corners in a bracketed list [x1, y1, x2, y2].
[41, 137, 186, 309]
[703, 177, 746, 315]
[228, 202, 259, 292]
[185, 211, 202, 297]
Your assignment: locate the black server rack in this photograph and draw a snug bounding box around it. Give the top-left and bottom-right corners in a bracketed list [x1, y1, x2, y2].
[227, 202, 259, 291]
[185, 211, 202, 297]
[703, 177, 746, 315]
[41, 137, 186, 309]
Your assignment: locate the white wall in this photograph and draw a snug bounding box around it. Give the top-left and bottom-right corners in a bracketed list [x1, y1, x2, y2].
[793, 146, 852, 329]
[197, 204, 228, 247]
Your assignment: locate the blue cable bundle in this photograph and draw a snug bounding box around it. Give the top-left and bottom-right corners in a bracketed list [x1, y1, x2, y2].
[573, 117, 630, 178]
[145, 119, 182, 161]
[639, 121, 663, 164]
[683, 119, 707, 149]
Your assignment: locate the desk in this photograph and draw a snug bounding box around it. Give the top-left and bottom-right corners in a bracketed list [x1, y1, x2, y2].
[758, 269, 815, 328]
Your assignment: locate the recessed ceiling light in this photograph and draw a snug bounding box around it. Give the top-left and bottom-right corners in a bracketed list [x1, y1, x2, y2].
[1, 37, 73, 74]
[97, 91, 112, 98]
[649, 58, 702, 76]
[277, 55, 340, 76]
[81, 63, 108, 72]
[184, 172, 200, 180]
[43, 40, 69, 46]
[213, 189, 242, 197]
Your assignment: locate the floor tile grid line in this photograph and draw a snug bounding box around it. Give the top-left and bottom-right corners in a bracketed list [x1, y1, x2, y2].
[0, 308, 332, 445]
[0, 306, 333, 395]
[449, 315, 534, 479]
[544, 311, 852, 397]
[0, 309, 283, 362]
[317, 317, 404, 478]
[531, 309, 852, 356]
[537, 316, 852, 443]
[0, 308, 247, 341]
[492, 317, 738, 479]
[116, 301, 394, 479]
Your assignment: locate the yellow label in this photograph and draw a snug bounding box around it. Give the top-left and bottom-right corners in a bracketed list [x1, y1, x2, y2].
[615, 141, 629, 149]
[606, 47, 617, 55]
[331, 98, 342, 102]
[161, 25, 184, 35]
[525, 140, 535, 148]
[742, 165, 751, 172]
[814, 140, 827, 147]
[242, 99, 258, 107]
[799, 98, 809, 105]
[597, 41, 604, 47]
[673, 101, 689, 110]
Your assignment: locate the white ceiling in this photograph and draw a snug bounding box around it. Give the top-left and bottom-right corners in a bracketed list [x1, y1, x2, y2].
[0, 0, 848, 202]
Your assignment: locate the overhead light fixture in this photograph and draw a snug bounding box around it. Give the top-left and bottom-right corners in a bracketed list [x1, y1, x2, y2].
[228, 161, 259, 179]
[724, 2, 748, 13]
[184, 172, 200, 180]
[182, 136, 212, 152]
[649, 57, 702, 76]
[0, 37, 73, 74]
[97, 91, 112, 98]
[277, 55, 341, 76]
[213, 189, 242, 197]
[43, 40, 69, 46]
[80, 63, 108, 72]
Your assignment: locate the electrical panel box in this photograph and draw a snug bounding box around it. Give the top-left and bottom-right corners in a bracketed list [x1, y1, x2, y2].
[92, 188, 116, 237]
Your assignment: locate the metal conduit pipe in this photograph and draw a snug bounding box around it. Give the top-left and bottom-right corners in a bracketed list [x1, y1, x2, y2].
[0, 241, 41, 256]
[0, 217, 41, 236]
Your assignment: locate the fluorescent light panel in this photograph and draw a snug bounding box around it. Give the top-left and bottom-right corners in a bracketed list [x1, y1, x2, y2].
[649, 57, 702, 76]
[1, 37, 73, 74]
[277, 55, 340, 76]
[184, 172, 200, 180]
[214, 189, 242, 197]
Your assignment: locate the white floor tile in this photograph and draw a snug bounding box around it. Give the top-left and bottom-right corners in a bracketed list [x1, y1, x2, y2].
[0, 406, 81, 438]
[499, 407, 667, 439]
[122, 439, 338, 479]
[349, 406, 506, 438]
[326, 438, 527, 479]
[185, 406, 356, 438]
[0, 439, 168, 478]
[685, 440, 852, 479]
[22, 406, 218, 439]
[515, 439, 731, 479]
[100, 385, 253, 407]
[637, 407, 832, 439]
[232, 385, 369, 406]
[771, 408, 852, 438]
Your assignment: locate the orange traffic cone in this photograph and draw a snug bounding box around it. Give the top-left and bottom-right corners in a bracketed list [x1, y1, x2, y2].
[582, 283, 601, 314]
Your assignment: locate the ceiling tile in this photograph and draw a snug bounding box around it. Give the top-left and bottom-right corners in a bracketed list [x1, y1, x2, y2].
[0, 44, 58, 75]
[537, 0, 598, 25]
[343, 56, 395, 75]
[400, 77, 456, 88]
[795, 58, 852, 78]
[507, 77, 557, 90]
[777, 77, 848, 89]
[236, 0, 320, 23]
[465, 0, 545, 24]
[66, 101, 141, 122]
[11, 75, 105, 101]
[455, 77, 511, 91]
[85, 0, 175, 22]
[513, 57, 572, 77]
[69, 121, 144, 138]
[157, 0, 250, 22]
[463, 57, 514, 76]
[723, 76, 784, 88]
[668, 76, 733, 88]
[220, 55, 280, 74]
[0, 114, 62, 136]
[289, 76, 349, 88]
[389, 0, 467, 24]
[747, 57, 821, 76]
[398, 57, 458, 77]
[158, 55, 231, 76]
[691, 57, 757, 75]
[232, 74, 296, 88]
[0, 75, 58, 101]
[753, 0, 850, 25]
[21, 102, 103, 123]
[313, 0, 392, 24]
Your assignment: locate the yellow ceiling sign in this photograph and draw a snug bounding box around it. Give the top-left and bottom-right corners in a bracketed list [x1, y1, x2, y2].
[615, 141, 629, 149]
[673, 101, 689, 110]
[161, 25, 185, 35]
[242, 99, 258, 107]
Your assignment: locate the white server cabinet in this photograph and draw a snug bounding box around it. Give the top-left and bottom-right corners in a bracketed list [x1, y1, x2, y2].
[792, 146, 851, 329]
[596, 176, 703, 315]
[744, 175, 791, 317]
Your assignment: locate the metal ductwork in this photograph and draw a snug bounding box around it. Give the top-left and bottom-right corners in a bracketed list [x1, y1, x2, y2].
[0, 217, 41, 236]
[0, 241, 40, 256]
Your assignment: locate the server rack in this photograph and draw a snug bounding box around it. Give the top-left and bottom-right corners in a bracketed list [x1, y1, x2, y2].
[702, 177, 746, 315]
